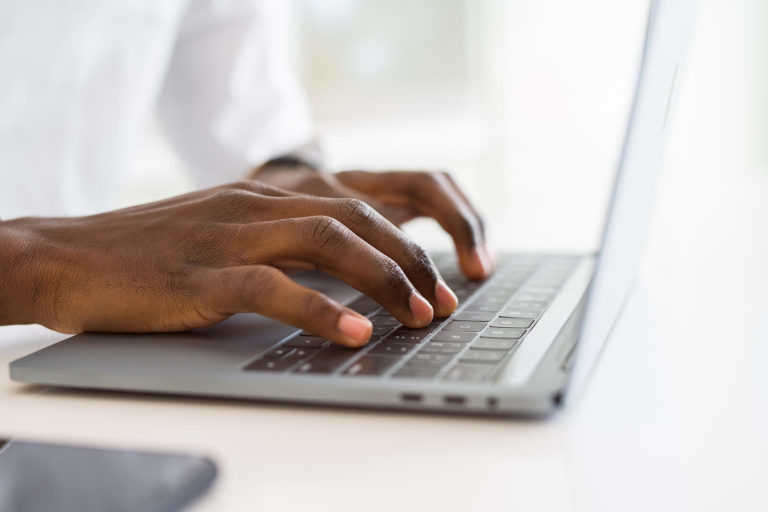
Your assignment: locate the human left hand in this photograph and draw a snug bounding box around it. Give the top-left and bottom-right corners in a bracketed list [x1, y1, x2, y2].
[255, 163, 493, 281]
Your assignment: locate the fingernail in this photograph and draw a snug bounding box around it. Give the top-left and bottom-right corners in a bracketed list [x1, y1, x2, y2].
[409, 292, 434, 325]
[434, 280, 459, 316]
[471, 246, 493, 277]
[337, 312, 372, 346]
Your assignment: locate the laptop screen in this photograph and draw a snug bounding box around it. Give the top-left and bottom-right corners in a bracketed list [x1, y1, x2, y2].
[567, 0, 699, 397]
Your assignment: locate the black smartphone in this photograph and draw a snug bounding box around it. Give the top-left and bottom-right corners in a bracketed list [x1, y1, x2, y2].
[0, 438, 217, 512]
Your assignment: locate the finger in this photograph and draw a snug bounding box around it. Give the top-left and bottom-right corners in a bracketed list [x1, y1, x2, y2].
[281, 173, 418, 225]
[221, 179, 297, 197]
[439, 172, 496, 275]
[199, 265, 373, 347]
[336, 171, 493, 280]
[227, 216, 436, 328]
[442, 173, 486, 239]
[254, 196, 458, 317]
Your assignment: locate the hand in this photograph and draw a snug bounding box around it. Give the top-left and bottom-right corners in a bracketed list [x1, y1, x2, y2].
[0, 181, 459, 347]
[256, 163, 493, 280]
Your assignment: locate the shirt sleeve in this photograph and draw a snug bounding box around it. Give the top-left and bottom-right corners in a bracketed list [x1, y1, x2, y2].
[156, 0, 320, 188]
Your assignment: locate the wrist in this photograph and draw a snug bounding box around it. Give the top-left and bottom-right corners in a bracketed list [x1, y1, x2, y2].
[253, 159, 320, 190]
[0, 218, 65, 328]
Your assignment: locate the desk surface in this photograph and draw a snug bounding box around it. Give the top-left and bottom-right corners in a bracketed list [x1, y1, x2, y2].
[2, 158, 767, 512]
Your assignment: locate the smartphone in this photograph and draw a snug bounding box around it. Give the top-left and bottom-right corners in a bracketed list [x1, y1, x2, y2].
[0, 438, 217, 512]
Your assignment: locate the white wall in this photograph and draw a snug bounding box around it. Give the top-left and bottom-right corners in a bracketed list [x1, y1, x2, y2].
[126, 0, 768, 253]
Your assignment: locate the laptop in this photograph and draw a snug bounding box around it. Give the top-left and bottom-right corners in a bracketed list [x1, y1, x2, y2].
[10, 0, 698, 416]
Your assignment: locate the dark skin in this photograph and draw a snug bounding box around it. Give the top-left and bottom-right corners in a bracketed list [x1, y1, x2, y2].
[254, 163, 493, 279]
[0, 169, 492, 347]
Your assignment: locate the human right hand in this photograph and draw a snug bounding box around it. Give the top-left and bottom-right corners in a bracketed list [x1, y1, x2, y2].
[0, 181, 458, 347]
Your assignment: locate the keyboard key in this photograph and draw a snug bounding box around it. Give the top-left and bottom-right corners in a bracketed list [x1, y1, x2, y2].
[388, 330, 431, 343]
[411, 353, 454, 363]
[490, 318, 533, 328]
[460, 349, 507, 363]
[244, 358, 295, 372]
[393, 367, 440, 379]
[481, 327, 526, 339]
[484, 284, 519, 293]
[261, 346, 294, 359]
[419, 341, 464, 354]
[476, 292, 511, 302]
[392, 322, 440, 335]
[526, 279, 562, 287]
[468, 303, 506, 312]
[499, 309, 538, 319]
[402, 359, 449, 369]
[369, 343, 414, 355]
[510, 301, 547, 310]
[522, 286, 559, 295]
[453, 311, 495, 322]
[516, 293, 552, 302]
[443, 321, 486, 332]
[471, 338, 517, 350]
[370, 315, 400, 326]
[443, 364, 493, 382]
[347, 296, 381, 315]
[451, 284, 481, 300]
[281, 347, 320, 362]
[372, 325, 395, 337]
[343, 354, 397, 376]
[430, 331, 476, 343]
[285, 336, 328, 348]
[293, 346, 359, 374]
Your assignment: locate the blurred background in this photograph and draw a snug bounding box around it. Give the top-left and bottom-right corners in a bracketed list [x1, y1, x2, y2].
[126, 0, 767, 254]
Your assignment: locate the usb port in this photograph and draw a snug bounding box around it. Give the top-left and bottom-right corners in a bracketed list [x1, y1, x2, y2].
[400, 393, 422, 403]
[444, 395, 466, 405]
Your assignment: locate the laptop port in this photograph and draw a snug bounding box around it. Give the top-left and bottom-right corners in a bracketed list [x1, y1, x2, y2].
[400, 393, 422, 403]
[444, 395, 466, 406]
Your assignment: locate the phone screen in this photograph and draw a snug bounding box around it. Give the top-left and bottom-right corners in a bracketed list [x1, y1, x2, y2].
[0, 439, 216, 512]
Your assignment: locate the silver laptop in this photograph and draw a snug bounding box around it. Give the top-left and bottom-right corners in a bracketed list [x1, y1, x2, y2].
[10, 0, 698, 416]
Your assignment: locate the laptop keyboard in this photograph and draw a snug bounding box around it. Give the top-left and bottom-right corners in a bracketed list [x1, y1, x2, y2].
[243, 255, 577, 383]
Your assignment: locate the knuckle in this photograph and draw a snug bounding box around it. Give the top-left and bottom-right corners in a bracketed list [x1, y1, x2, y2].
[379, 259, 409, 298]
[227, 179, 276, 196]
[408, 242, 435, 273]
[303, 216, 347, 251]
[210, 188, 271, 221]
[400, 242, 439, 283]
[230, 179, 257, 191]
[211, 189, 255, 211]
[338, 198, 375, 227]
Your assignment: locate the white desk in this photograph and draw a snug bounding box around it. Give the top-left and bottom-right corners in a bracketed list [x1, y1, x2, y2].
[2, 154, 767, 512]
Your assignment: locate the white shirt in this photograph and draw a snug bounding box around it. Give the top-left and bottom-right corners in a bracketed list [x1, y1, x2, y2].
[0, 0, 317, 218]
